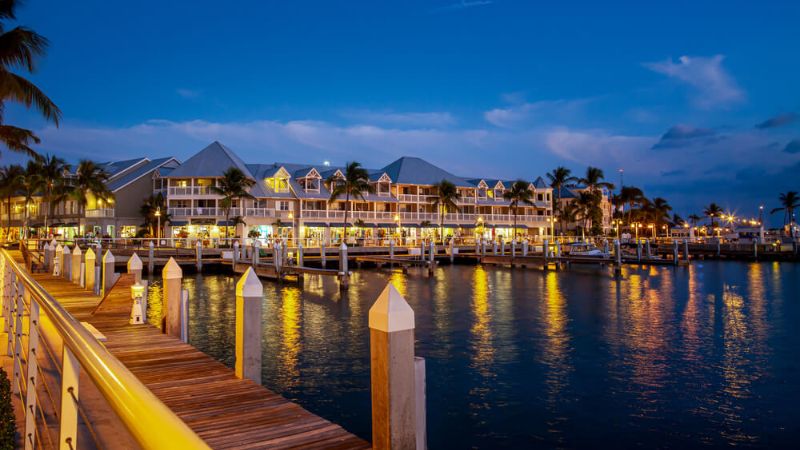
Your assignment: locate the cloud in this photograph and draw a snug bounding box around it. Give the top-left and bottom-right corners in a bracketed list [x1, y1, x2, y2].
[784, 139, 800, 154]
[176, 88, 201, 99]
[339, 110, 456, 128]
[484, 98, 592, 128]
[651, 124, 721, 149]
[755, 113, 797, 129]
[644, 55, 744, 109]
[431, 1, 493, 13]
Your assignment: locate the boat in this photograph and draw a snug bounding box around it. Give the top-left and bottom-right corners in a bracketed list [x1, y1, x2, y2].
[566, 242, 606, 257]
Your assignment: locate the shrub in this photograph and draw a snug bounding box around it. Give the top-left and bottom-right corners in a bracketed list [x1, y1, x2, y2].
[0, 368, 15, 450]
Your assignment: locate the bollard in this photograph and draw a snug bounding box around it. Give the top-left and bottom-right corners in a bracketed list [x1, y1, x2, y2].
[63, 245, 72, 281]
[148, 240, 155, 273]
[251, 240, 259, 266]
[43, 243, 51, 271]
[480, 239, 486, 257]
[636, 240, 642, 262]
[194, 240, 202, 272]
[428, 240, 435, 275]
[369, 283, 418, 450]
[339, 243, 349, 289]
[511, 239, 516, 259]
[523, 239, 529, 257]
[71, 246, 82, 285]
[645, 239, 651, 259]
[389, 238, 395, 262]
[492, 240, 498, 256]
[163, 257, 183, 338]
[614, 239, 622, 277]
[235, 267, 263, 384]
[753, 240, 758, 260]
[54, 244, 63, 276]
[683, 239, 689, 261]
[84, 248, 96, 292]
[449, 237, 455, 263]
[716, 239, 721, 258]
[419, 240, 425, 261]
[233, 241, 240, 266]
[297, 242, 303, 267]
[501, 238, 506, 256]
[543, 239, 549, 260]
[555, 241, 561, 258]
[273, 242, 282, 273]
[180, 289, 189, 342]
[475, 238, 480, 256]
[321, 242, 327, 268]
[127, 252, 143, 283]
[673, 240, 679, 265]
[102, 250, 116, 296]
[603, 239, 610, 256]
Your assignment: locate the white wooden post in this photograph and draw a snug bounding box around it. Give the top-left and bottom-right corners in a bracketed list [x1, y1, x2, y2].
[369, 283, 418, 450]
[321, 242, 327, 268]
[683, 239, 689, 261]
[59, 347, 79, 450]
[389, 238, 395, 261]
[71, 246, 82, 284]
[84, 249, 96, 293]
[233, 240, 240, 266]
[54, 244, 63, 276]
[297, 242, 303, 267]
[148, 241, 155, 273]
[163, 257, 183, 338]
[614, 239, 622, 277]
[23, 289, 39, 450]
[235, 267, 263, 384]
[102, 250, 115, 297]
[63, 245, 72, 281]
[492, 239, 498, 256]
[449, 237, 455, 263]
[523, 239, 529, 257]
[180, 289, 189, 342]
[480, 239, 485, 257]
[645, 239, 651, 259]
[273, 242, 282, 272]
[511, 238, 516, 258]
[428, 240, 435, 275]
[12, 279, 23, 394]
[127, 252, 143, 283]
[339, 243, 349, 289]
[195, 240, 203, 271]
[543, 239, 549, 261]
[501, 238, 506, 256]
[753, 240, 758, 260]
[415, 357, 427, 450]
[636, 240, 642, 262]
[673, 240, 679, 265]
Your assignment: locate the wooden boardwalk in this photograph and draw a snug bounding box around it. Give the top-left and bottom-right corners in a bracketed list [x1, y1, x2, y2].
[13, 251, 370, 450]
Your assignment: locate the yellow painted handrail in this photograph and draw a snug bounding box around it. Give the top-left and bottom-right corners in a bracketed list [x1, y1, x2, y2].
[1, 248, 211, 449]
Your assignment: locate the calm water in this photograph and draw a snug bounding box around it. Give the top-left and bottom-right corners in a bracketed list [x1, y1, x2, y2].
[147, 262, 800, 449]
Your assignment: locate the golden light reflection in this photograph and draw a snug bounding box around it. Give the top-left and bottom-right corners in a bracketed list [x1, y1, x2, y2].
[281, 287, 302, 385]
[389, 271, 407, 298]
[542, 271, 571, 402]
[470, 265, 494, 377]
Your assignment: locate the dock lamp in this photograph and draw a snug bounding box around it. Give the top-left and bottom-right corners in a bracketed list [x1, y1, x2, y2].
[155, 207, 161, 243]
[130, 282, 145, 325]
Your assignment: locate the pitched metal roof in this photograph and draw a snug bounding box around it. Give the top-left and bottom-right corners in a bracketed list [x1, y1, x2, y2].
[107, 157, 179, 192]
[167, 141, 253, 178]
[381, 156, 472, 187]
[101, 158, 148, 178]
[533, 176, 548, 189]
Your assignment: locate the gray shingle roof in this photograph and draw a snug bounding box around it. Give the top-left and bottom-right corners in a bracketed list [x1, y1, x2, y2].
[533, 176, 548, 189]
[167, 141, 253, 178]
[107, 157, 178, 192]
[381, 157, 472, 187]
[101, 158, 148, 178]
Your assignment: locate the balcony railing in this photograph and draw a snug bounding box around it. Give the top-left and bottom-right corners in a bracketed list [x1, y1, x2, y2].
[167, 186, 217, 196]
[85, 208, 115, 218]
[168, 207, 220, 217]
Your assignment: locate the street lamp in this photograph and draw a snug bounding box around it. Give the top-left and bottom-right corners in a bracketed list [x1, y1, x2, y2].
[154, 207, 161, 243]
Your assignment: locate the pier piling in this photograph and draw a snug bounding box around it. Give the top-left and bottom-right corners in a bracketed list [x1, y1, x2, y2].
[339, 243, 350, 289]
[54, 244, 63, 276]
[71, 246, 82, 285]
[148, 241, 155, 273]
[102, 250, 115, 296]
[84, 248, 96, 292]
[297, 242, 303, 267]
[672, 241, 679, 265]
[321, 242, 327, 268]
[683, 239, 689, 262]
[127, 252, 143, 283]
[233, 241, 240, 266]
[369, 283, 419, 450]
[163, 257, 183, 338]
[614, 239, 622, 278]
[235, 267, 263, 384]
[63, 245, 71, 281]
[196, 240, 203, 272]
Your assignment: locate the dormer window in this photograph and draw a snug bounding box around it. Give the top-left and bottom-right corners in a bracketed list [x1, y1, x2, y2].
[266, 177, 289, 192]
[301, 177, 320, 192]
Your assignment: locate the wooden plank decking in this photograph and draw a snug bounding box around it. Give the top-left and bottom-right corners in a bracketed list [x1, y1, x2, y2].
[13, 251, 370, 450]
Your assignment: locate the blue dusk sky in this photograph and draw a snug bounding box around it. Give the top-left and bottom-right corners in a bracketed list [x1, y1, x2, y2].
[3, 0, 800, 223]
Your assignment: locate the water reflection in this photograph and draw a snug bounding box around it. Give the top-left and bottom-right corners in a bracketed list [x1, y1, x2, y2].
[143, 261, 796, 449]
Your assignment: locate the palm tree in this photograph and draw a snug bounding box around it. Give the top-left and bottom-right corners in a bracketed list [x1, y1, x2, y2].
[651, 197, 672, 227]
[618, 186, 644, 225]
[575, 191, 596, 236]
[503, 180, 533, 239]
[558, 202, 580, 234]
[328, 162, 374, 243]
[18, 160, 40, 238]
[72, 160, 113, 220]
[0, 164, 23, 238]
[688, 214, 701, 228]
[671, 213, 685, 227]
[579, 166, 615, 194]
[704, 203, 724, 229]
[139, 192, 170, 237]
[429, 179, 461, 242]
[211, 167, 255, 239]
[33, 154, 70, 230]
[0, 0, 61, 158]
[771, 191, 799, 234]
[546, 167, 577, 235]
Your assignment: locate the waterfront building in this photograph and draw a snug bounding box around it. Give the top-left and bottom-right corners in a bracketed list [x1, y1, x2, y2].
[555, 185, 614, 234]
[161, 141, 554, 244]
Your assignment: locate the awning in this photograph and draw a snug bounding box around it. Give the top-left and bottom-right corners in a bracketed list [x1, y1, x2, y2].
[217, 220, 235, 226]
[376, 223, 398, 228]
[401, 223, 421, 228]
[458, 224, 477, 229]
[356, 223, 377, 228]
[303, 222, 328, 227]
[170, 220, 188, 226]
[515, 224, 528, 229]
[491, 224, 511, 228]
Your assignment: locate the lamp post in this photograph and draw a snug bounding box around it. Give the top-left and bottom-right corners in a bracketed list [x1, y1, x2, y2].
[648, 223, 654, 239]
[155, 207, 161, 244]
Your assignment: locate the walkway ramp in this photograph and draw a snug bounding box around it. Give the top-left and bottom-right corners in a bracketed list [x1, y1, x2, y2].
[17, 252, 369, 449]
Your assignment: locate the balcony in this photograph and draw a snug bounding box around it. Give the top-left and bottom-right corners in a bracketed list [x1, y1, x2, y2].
[85, 208, 115, 218]
[167, 186, 217, 197]
[168, 207, 220, 217]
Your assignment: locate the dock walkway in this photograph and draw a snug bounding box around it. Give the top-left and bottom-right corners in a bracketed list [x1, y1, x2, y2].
[10, 250, 369, 450]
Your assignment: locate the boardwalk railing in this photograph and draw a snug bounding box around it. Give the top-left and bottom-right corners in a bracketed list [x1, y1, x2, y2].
[1, 248, 210, 450]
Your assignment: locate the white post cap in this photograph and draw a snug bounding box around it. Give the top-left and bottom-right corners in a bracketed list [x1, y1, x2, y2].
[234, 240, 240, 247]
[149, 240, 155, 248]
[236, 267, 263, 297]
[162, 257, 182, 279]
[50, 239, 57, 247]
[56, 244, 63, 252]
[102, 249, 114, 263]
[64, 245, 71, 255]
[196, 240, 202, 247]
[128, 252, 143, 270]
[369, 282, 415, 333]
[297, 242, 302, 249]
[72, 245, 82, 256]
[85, 248, 96, 260]
[340, 242, 347, 250]
[255, 240, 261, 248]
